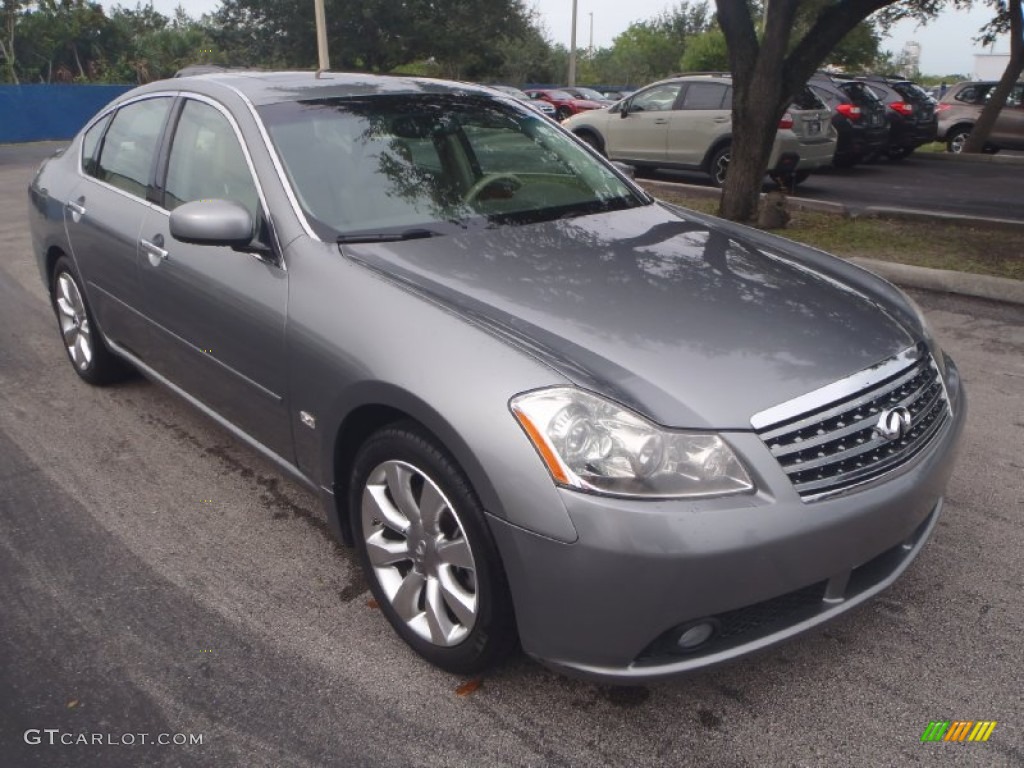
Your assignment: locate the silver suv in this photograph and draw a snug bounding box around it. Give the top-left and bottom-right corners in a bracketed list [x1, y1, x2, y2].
[936, 80, 1024, 153]
[563, 73, 836, 187]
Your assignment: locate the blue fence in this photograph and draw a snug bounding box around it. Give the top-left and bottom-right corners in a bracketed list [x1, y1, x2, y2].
[0, 84, 133, 143]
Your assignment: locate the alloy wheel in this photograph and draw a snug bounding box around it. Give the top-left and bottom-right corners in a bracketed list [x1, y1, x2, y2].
[55, 272, 93, 371]
[361, 460, 479, 647]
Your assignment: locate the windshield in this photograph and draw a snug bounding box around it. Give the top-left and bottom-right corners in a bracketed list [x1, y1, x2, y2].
[259, 94, 645, 240]
[573, 87, 607, 101]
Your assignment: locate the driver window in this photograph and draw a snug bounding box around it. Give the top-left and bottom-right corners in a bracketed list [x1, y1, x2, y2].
[164, 99, 260, 222]
[629, 84, 683, 112]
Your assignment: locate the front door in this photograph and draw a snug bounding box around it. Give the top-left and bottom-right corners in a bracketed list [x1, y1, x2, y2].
[137, 97, 291, 458]
[605, 83, 683, 162]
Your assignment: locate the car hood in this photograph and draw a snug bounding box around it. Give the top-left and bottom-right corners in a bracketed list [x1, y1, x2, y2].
[342, 203, 916, 429]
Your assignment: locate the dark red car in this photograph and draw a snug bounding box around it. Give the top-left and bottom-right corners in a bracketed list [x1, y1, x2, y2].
[524, 88, 603, 121]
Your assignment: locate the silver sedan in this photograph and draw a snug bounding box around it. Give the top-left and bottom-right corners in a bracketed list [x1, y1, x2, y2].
[28, 72, 965, 682]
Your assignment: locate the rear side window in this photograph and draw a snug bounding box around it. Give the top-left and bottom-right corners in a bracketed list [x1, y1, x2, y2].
[680, 83, 728, 110]
[95, 98, 172, 199]
[81, 113, 112, 177]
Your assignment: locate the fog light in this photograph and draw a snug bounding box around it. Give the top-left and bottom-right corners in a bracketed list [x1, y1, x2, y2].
[676, 620, 718, 651]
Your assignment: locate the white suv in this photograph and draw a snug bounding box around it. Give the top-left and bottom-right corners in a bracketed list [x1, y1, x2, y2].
[563, 73, 837, 187]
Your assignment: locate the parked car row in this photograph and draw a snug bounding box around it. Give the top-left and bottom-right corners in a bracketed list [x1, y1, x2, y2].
[548, 71, 1020, 189]
[562, 72, 837, 188]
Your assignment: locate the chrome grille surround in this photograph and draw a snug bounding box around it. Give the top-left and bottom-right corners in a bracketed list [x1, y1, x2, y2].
[752, 345, 950, 501]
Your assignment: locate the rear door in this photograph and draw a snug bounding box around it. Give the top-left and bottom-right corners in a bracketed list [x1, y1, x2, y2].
[604, 82, 683, 162]
[136, 96, 291, 456]
[63, 96, 173, 356]
[666, 82, 731, 165]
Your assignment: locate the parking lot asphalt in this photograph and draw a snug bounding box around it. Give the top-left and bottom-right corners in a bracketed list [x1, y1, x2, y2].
[2, 152, 1023, 766]
[647, 151, 1024, 224]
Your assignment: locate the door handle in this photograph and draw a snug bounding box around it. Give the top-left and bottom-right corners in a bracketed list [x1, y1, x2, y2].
[140, 237, 169, 262]
[65, 199, 86, 222]
[713, 117, 730, 123]
[653, 118, 669, 125]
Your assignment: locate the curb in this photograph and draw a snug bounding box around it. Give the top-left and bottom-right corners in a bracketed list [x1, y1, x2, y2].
[636, 179, 1024, 307]
[913, 150, 1024, 166]
[848, 258, 1024, 307]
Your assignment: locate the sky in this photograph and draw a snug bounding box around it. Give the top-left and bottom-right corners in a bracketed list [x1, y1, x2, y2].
[147, 0, 1011, 78]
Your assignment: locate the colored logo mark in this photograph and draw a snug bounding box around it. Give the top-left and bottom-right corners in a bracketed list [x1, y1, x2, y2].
[921, 721, 997, 742]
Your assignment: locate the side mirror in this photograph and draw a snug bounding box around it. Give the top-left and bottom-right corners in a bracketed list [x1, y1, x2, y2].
[169, 199, 254, 248]
[620, 103, 630, 118]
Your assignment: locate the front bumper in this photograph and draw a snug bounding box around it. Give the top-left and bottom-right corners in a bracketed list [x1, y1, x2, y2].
[489, 358, 966, 683]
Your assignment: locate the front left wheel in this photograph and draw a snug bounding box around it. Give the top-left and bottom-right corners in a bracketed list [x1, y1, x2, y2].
[349, 423, 517, 675]
[50, 256, 131, 385]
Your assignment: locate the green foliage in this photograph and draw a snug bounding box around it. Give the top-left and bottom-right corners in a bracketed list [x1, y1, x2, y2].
[680, 28, 729, 72]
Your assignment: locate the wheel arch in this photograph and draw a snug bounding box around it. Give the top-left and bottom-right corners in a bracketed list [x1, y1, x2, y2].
[572, 127, 605, 154]
[701, 136, 732, 171]
[45, 245, 67, 287]
[327, 384, 506, 548]
[944, 121, 975, 140]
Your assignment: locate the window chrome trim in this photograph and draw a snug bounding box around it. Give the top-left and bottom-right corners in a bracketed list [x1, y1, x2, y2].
[155, 92, 286, 267]
[76, 90, 180, 192]
[217, 81, 322, 242]
[750, 345, 922, 431]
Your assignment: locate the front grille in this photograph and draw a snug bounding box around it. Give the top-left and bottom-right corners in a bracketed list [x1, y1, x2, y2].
[756, 352, 950, 500]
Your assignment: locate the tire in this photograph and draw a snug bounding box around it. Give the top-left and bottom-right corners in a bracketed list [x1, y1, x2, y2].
[709, 145, 730, 188]
[555, 106, 572, 122]
[947, 127, 971, 154]
[349, 422, 517, 675]
[50, 255, 131, 385]
[887, 146, 909, 161]
[576, 131, 603, 155]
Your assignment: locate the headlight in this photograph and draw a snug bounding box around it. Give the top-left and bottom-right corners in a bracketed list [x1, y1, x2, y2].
[510, 388, 754, 499]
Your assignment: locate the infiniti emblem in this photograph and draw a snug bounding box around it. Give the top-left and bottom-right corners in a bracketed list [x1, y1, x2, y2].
[875, 406, 912, 442]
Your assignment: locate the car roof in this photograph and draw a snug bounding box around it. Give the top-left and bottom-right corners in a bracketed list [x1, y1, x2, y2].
[152, 70, 495, 107]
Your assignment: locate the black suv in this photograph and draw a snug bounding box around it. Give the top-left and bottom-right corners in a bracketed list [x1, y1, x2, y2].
[838, 76, 937, 159]
[809, 73, 890, 166]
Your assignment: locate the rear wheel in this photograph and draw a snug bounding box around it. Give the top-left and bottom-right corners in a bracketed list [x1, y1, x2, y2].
[947, 127, 971, 154]
[709, 145, 730, 187]
[50, 256, 131, 385]
[350, 423, 516, 674]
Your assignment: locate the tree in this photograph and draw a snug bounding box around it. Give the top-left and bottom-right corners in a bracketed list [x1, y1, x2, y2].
[712, 0, 961, 223]
[1, 0, 26, 83]
[963, 0, 1022, 152]
[680, 27, 729, 71]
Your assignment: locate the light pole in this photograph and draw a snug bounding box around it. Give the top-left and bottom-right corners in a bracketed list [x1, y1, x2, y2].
[314, 0, 330, 72]
[588, 12, 593, 54]
[568, 0, 578, 86]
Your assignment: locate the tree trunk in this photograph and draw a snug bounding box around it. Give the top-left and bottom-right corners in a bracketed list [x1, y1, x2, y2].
[716, 0, 797, 222]
[962, 0, 1023, 154]
[719, 73, 787, 221]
